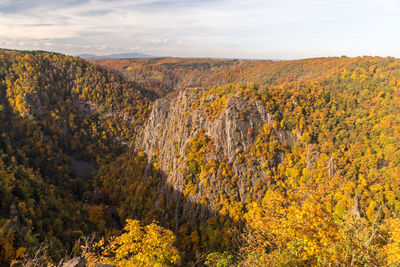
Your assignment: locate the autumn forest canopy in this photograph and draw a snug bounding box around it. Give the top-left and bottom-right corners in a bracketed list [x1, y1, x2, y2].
[1, 49, 400, 266]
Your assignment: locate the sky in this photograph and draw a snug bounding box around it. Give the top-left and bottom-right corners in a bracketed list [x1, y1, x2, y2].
[1, 0, 400, 59]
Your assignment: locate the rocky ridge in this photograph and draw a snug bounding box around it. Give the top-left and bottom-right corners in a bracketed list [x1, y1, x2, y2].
[137, 88, 296, 210]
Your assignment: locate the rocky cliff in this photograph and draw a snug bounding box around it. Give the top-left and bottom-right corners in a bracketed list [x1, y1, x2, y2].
[137, 86, 296, 212]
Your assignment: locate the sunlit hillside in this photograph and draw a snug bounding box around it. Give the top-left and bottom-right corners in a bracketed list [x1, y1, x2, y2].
[1, 49, 400, 266]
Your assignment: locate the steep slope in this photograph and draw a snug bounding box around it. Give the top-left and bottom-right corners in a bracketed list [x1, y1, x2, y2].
[93, 56, 368, 98]
[138, 86, 295, 205]
[93, 57, 257, 98]
[3, 51, 400, 265]
[0, 49, 150, 265]
[98, 55, 400, 265]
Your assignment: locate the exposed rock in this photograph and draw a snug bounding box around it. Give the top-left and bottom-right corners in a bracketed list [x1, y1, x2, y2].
[351, 195, 361, 219]
[23, 92, 44, 117]
[62, 257, 86, 267]
[137, 89, 296, 210]
[328, 156, 335, 178]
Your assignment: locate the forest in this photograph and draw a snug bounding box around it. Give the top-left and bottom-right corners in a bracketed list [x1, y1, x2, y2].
[1, 49, 400, 266]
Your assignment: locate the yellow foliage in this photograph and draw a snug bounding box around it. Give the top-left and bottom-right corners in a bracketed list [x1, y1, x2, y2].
[103, 219, 181, 267]
[243, 189, 341, 265]
[382, 218, 400, 265]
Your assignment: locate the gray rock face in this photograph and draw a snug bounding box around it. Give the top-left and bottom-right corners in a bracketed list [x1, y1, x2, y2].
[62, 257, 86, 267]
[23, 92, 44, 118]
[137, 89, 296, 207]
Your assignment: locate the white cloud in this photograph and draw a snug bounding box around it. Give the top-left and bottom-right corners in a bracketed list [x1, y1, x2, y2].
[1, 0, 400, 58]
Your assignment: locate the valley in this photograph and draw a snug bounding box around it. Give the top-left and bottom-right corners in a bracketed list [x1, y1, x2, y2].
[1, 49, 400, 266]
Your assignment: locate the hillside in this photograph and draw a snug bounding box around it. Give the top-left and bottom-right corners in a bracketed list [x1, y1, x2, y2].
[98, 55, 400, 266]
[93, 56, 366, 98]
[0, 49, 150, 265]
[1, 50, 400, 266]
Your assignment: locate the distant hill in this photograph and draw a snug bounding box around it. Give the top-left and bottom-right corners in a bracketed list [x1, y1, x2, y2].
[78, 52, 154, 59]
